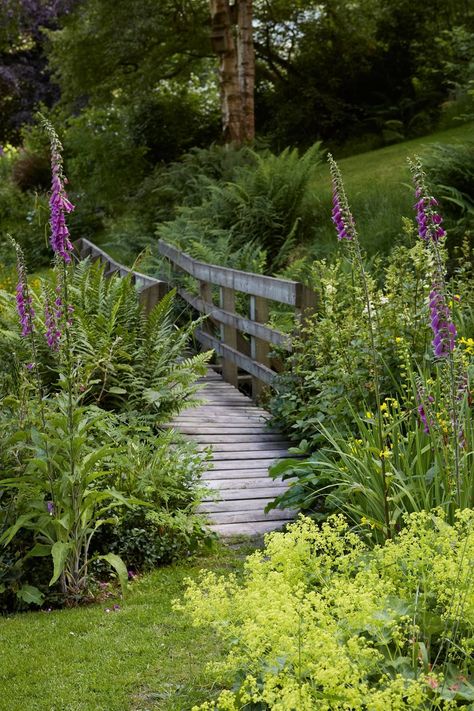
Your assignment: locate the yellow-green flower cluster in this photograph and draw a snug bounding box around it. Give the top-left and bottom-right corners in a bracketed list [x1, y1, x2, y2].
[178, 514, 472, 710]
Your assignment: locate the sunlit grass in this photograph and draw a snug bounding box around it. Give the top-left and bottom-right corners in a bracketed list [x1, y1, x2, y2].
[309, 121, 474, 256]
[0, 540, 257, 711]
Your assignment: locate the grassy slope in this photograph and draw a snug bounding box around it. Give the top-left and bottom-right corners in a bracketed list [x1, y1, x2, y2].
[0, 541, 256, 711]
[308, 121, 474, 257]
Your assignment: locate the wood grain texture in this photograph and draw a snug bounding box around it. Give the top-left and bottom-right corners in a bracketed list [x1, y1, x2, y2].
[169, 369, 297, 536]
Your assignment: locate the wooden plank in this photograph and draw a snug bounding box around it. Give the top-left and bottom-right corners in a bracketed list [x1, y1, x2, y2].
[198, 441, 290, 451]
[209, 459, 288, 470]
[206, 477, 289, 489]
[209, 509, 295, 524]
[202, 486, 288, 501]
[178, 287, 291, 350]
[158, 239, 299, 305]
[211, 450, 293, 460]
[168, 429, 278, 437]
[192, 434, 287, 443]
[198, 498, 288, 513]
[204, 470, 281, 480]
[196, 330, 276, 385]
[209, 521, 293, 536]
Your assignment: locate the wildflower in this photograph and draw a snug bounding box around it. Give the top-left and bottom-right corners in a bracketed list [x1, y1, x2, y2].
[429, 285, 456, 358]
[46, 501, 54, 515]
[409, 158, 446, 243]
[328, 154, 357, 242]
[11, 239, 35, 338]
[41, 117, 75, 263]
[416, 390, 434, 434]
[379, 448, 392, 460]
[366, 412, 373, 419]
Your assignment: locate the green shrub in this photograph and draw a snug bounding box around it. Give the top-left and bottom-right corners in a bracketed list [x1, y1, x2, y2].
[0, 149, 50, 269]
[178, 513, 474, 710]
[158, 143, 323, 272]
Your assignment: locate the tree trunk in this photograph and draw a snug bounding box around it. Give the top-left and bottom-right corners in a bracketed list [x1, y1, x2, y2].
[209, 0, 254, 144]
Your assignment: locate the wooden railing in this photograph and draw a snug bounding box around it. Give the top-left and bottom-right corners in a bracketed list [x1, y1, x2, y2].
[74, 237, 318, 397]
[74, 238, 168, 313]
[158, 240, 318, 397]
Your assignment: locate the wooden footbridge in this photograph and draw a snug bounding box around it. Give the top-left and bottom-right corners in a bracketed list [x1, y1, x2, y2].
[75, 239, 317, 536]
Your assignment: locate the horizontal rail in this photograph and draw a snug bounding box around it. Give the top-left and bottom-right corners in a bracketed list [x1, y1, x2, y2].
[74, 238, 165, 292]
[195, 330, 276, 385]
[178, 287, 291, 351]
[158, 239, 300, 306]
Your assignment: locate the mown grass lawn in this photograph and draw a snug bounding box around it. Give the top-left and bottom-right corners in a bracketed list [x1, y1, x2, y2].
[0, 540, 257, 711]
[308, 121, 474, 256]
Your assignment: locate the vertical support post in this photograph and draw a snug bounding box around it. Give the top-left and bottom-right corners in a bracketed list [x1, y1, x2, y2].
[295, 284, 318, 326]
[219, 286, 238, 386]
[139, 282, 168, 315]
[199, 281, 214, 335]
[249, 295, 269, 399]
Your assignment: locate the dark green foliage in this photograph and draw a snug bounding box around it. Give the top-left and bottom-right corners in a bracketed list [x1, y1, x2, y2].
[158, 143, 323, 272]
[0, 153, 50, 269]
[423, 142, 474, 223]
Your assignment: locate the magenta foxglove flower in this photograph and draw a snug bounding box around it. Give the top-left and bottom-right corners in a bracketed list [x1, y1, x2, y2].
[409, 158, 446, 243]
[12, 240, 35, 337]
[429, 286, 457, 358]
[328, 155, 357, 242]
[42, 117, 75, 263]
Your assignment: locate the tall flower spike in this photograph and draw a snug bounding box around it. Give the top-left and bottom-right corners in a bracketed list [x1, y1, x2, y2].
[11, 238, 35, 337]
[44, 290, 61, 351]
[408, 156, 446, 243]
[328, 154, 357, 242]
[41, 116, 75, 263]
[429, 285, 457, 358]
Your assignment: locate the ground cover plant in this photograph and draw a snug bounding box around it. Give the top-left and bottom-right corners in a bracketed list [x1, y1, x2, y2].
[179, 513, 474, 710]
[0, 119, 212, 611]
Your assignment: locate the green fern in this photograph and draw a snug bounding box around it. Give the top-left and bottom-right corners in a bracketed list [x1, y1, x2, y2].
[68, 261, 211, 419]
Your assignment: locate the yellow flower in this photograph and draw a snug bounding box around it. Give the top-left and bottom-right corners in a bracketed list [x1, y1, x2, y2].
[379, 448, 392, 460]
[366, 412, 373, 419]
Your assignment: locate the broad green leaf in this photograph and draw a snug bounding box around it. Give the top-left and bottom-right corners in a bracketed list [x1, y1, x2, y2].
[17, 585, 45, 606]
[100, 553, 128, 596]
[50, 541, 72, 586]
[26, 543, 51, 558]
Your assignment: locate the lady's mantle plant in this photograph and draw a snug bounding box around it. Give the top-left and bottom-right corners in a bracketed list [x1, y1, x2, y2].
[178, 513, 474, 710]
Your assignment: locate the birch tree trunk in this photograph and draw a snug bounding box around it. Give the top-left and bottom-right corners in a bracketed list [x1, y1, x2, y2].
[209, 0, 255, 144]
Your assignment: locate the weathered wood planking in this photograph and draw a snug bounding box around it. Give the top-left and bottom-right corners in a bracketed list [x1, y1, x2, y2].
[169, 368, 296, 537]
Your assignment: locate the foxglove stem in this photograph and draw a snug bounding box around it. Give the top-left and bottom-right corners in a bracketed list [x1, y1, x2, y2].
[409, 155, 463, 506]
[328, 155, 391, 539]
[40, 115, 75, 263]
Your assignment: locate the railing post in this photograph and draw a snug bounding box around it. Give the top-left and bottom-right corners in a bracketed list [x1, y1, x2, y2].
[139, 282, 168, 315]
[249, 295, 270, 399]
[199, 280, 213, 335]
[295, 284, 318, 325]
[219, 286, 239, 386]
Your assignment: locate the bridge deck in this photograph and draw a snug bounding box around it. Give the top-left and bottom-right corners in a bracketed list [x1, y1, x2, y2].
[169, 369, 296, 536]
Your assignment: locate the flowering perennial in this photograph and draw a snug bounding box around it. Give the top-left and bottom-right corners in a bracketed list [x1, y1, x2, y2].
[328, 154, 357, 241]
[42, 118, 75, 262]
[429, 285, 457, 358]
[13, 241, 35, 337]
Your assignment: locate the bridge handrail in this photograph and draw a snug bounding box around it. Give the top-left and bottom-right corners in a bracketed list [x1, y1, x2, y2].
[74, 237, 168, 312]
[157, 239, 318, 395]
